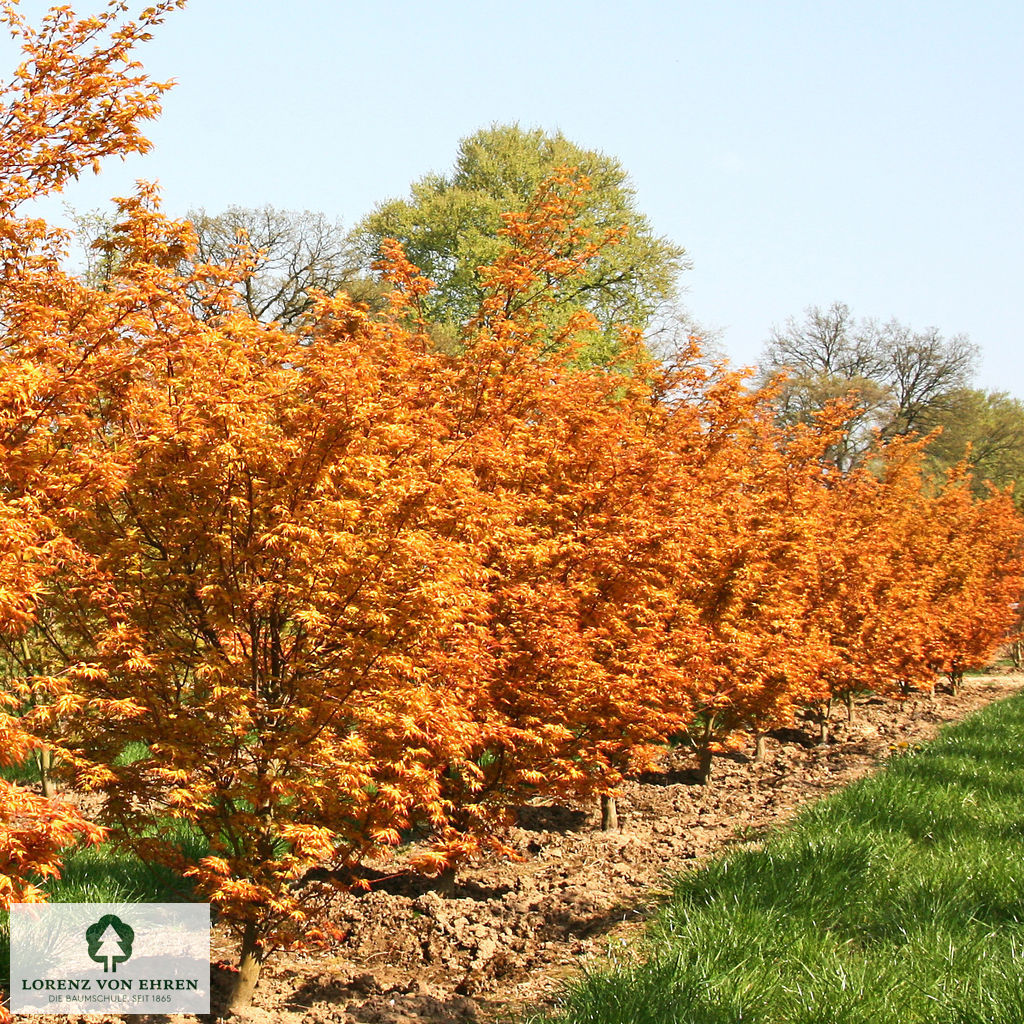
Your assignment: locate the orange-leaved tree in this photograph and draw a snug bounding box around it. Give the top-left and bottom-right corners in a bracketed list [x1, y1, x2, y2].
[800, 437, 939, 729]
[0, 502, 104, 917]
[400, 171, 691, 845]
[0, 0, 183, 934]
[639, 380, 844, 779]
[0, 0, 475, 1009]
[916, 468, 1024, 690]
[15, 190, 498, 1010]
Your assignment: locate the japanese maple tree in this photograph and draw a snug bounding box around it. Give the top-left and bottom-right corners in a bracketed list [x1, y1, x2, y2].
[0, 0, 183, 938]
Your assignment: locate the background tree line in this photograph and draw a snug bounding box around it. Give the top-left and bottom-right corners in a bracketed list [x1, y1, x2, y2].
[74, 126, 1023, 498]
[761, 300, 1024, 492]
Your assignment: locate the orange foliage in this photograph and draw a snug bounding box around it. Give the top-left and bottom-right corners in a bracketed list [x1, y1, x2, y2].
[0, 0, 182, 951]
[3, 5, 1024, 1014]
[917, 470, 1024, 686]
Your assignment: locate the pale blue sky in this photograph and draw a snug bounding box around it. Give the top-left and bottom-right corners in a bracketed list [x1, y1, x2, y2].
[11, 1, 1023, 394]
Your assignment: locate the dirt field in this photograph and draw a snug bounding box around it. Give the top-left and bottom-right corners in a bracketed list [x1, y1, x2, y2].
[16, 672, 1024, 1024]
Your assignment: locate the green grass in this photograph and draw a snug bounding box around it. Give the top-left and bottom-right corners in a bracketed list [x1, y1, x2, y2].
[0, 739, 149, 784]
[537, 693, 1024, 1024]
[0, 813, 207, 997]
[0, 753, 42, 785]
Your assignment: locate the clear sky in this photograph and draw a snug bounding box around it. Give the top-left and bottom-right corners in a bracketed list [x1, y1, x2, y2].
[10, 0, 1023, 394]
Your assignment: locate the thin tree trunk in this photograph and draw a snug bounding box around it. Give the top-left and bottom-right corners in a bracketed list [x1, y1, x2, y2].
[753, 732, 768, 762]
[947, 658, 964, 695]
[697, 717, 715, 786]
[817, 700, 831, 746]
[698, 745, 714, 786]
[228, 920, 266, 1014]
[818, 715, 829, 746]
[36, 747, 55, 799]
[600, 793, 618, 831]
[20, 635, 55, 798]
[844, 690, 854, 723]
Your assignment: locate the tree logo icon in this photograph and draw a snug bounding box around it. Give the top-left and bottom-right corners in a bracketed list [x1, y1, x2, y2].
[86, 915, 135, 973]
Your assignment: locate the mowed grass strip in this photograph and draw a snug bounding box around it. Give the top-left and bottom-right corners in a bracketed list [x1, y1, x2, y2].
[538, 692, 1024, 1024]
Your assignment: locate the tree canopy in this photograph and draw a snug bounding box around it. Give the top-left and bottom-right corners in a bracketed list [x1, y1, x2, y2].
[926, 388, 1024, 501]
[353, 123, 689, 361]
[186, 205, 379, 327]
[760, 301, 980, 471]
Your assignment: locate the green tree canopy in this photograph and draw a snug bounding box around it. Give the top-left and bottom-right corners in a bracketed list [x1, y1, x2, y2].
[926, 388, 1024, 501]
[352, 124, 688, 361]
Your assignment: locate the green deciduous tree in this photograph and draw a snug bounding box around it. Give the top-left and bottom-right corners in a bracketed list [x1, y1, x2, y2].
[353, 123, 688, 362]
[926, 388, 1024, 501]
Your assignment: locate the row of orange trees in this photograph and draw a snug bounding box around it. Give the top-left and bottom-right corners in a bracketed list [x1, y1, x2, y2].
[2, 3, 1023, 1012]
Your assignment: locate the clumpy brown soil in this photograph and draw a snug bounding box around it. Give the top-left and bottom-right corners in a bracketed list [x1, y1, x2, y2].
[16, 673, 1024, 1024]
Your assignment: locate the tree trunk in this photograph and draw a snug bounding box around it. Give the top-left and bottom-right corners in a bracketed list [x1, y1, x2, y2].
[696, 745, 712, 782]
[698, 719, 714, 786]
[20, 636, 54, 797]
[753, 732, 768, 762]
[845, 691, 854, 723]
[600, 793, 618, 831]
[228, 920, 266, 1014]
[36, 746, 55, 799]
[816, 701, 830, 746]
[947, 658, 964, 695]
[698, 746, 713, 786]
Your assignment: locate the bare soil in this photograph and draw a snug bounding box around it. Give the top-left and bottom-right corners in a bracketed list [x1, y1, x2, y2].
[15, 672, 1024, 1024]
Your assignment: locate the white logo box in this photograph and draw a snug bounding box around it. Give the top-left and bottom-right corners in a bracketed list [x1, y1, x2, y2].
[10, 902, 210, 1015]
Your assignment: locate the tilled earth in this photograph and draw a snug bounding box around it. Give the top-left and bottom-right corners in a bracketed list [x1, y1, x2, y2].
[15, 673, 1024, 1024]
